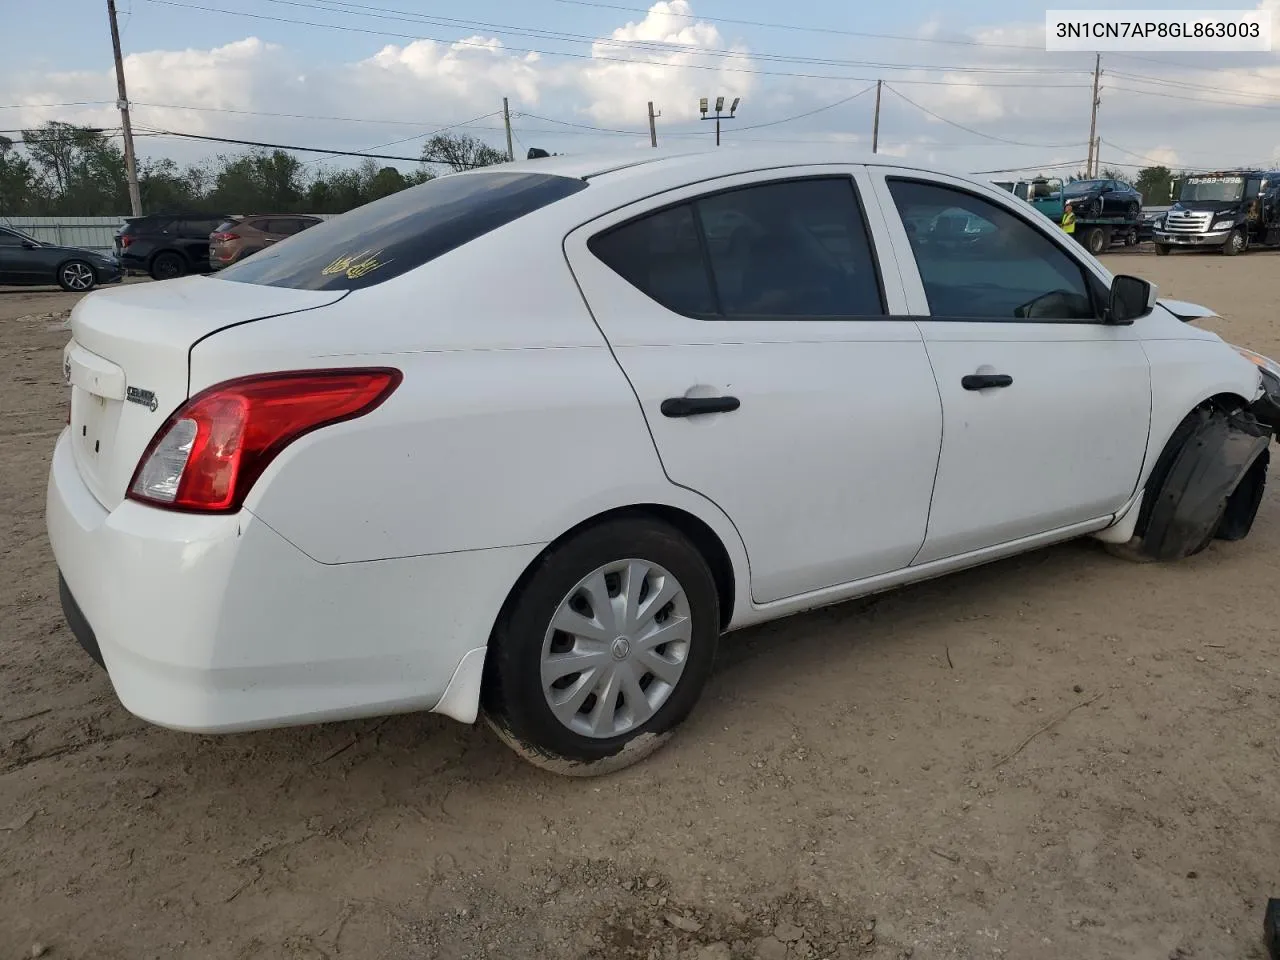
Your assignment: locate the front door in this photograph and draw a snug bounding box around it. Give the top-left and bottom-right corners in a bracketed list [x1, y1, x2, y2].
[870, 170, 1151, 564]
[566, 168, 944, 604]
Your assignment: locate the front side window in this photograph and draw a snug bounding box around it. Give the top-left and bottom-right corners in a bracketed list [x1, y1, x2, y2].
[888, 179, 1097, 322]
[218, 172, 588, 291]
[0, 229, 24, 247]
[589, 176, 885, 320]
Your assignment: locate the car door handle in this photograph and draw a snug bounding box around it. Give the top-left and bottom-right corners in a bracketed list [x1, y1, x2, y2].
[660, 396, 741, 418]
[961, 373, 1013, 391]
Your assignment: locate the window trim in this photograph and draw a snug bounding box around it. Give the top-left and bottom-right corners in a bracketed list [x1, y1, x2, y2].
[587, 173, 890, 322]
[884, 174, 1109, 325]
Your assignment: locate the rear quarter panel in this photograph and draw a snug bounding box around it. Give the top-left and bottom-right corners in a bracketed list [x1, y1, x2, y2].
[193, 225, 751, 583]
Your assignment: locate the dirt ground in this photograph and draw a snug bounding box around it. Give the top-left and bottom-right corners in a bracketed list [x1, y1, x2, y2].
[3, 255, 1280, 960]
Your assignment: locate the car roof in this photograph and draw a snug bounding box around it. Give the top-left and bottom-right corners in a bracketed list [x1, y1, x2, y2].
[455, 145, 999, 199]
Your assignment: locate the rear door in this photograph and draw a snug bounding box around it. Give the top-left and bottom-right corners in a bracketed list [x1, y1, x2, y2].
[179, 216, 224, 268]
[566, 166, 944, 604]
[870, 168, 1151, 563]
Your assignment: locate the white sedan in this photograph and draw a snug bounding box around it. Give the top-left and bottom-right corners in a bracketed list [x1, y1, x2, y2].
[46, 148, 1279, 775]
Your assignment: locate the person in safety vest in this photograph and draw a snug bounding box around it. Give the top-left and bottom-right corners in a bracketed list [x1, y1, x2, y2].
[1061, 201, 1076, 235]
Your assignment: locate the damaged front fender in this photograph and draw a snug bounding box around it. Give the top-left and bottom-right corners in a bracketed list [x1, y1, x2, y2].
[1142, 407, 1272, 561]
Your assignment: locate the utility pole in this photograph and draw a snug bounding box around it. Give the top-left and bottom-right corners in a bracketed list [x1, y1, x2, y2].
[107, 0, 142, 216]
[647, 101, 659, 148]
[1086, 53, 1101, 177]
[502, 97, 514, 162]
[872, 80, 882, 154]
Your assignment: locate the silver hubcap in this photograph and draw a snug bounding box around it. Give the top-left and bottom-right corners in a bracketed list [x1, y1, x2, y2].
[63, 263, 93, 290]
[1232, 233, 1245, 252]
[541, 558, 691, 739]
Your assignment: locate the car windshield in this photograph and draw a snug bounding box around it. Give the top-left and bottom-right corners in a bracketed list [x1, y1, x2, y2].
[1179, 177, 1246, 202]
[216, 171, 588, 291]
[1063, 180, 1106, 196]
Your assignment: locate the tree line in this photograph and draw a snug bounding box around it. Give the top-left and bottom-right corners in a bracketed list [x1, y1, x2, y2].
[0, 121, 1214, 217]
[0, 121, 509, 218]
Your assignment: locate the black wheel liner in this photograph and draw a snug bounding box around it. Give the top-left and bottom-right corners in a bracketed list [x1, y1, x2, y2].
[1142, 408, 1272, 560]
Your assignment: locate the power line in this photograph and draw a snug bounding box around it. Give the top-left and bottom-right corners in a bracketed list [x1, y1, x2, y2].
[1108, 70, 1280, 102]
[1100, 139, 1218, 172]
[132, 101, 500, 127]
[0, 101, 113, 110]
[1107, 84, 1280, 111]
[131, 126, 494, 165]
[731, 84, 878, 132]
[968, 159, 1090, 174]
[298, 109, 505, 166]
[138, 0, 1088, 87]
[884, 85, 1087, 149]
[261, 0, 1086, 76]
[548, 0, 1046, 50]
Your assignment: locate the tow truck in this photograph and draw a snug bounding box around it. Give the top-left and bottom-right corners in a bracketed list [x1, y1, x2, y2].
[1002, 177, 1145, 254]
[1153, 170, 1280, 256]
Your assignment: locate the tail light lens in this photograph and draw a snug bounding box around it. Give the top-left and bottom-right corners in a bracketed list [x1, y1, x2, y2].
[127, 368, 401, 513]
[210, 232, 240, 242]
[120, 235, 133, 248]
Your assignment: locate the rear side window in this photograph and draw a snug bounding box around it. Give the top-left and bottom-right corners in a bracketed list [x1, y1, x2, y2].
[183, 217, 224, 237]
[213, 220, 241, 234]
[217, 172, 588, 291]
[589, 205, 718, 318]
[589, 177, 885, 320]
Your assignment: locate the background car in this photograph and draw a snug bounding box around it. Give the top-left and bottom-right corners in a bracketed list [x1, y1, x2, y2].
[115, 212, 230, 281]
[0, 225, 122, 291]
[1061, 178, 1143, 219]
[208, 215, 323, 270]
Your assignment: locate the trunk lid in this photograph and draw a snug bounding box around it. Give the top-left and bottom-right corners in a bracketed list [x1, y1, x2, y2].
[65, 275, 346, 510]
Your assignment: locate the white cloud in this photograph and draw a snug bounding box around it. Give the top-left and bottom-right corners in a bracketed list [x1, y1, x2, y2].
[576, 0, 754, 123]
[3, 0, 1280, 178]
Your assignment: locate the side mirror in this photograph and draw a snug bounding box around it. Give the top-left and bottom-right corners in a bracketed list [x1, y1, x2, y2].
[1108, 274, 1157, 325]
[21, 240, 37, 249]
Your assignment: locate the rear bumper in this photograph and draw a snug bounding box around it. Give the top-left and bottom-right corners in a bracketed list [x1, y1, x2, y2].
[46, 430, 539, 732]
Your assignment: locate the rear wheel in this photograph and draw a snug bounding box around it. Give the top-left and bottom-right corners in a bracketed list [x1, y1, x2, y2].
[150, 251, 185, 281]
[1084, 226, 1108, 255]
[1126, 201, 1140, 219]
[57, 260, 97, 292]
[483, 517, 720, 776]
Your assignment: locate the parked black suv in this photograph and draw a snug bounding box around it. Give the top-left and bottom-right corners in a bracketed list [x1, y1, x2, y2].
[115, 212, 230, 280]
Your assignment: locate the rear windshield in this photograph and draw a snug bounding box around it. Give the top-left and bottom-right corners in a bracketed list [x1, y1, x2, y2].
[215, 171, 588, 291]
[213, 220, 241, 234]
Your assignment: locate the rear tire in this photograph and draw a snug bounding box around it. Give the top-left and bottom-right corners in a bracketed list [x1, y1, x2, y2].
[482, 516, 720, 776]
[1084, 227, 1108, 255]
[150, 252, 185, 281]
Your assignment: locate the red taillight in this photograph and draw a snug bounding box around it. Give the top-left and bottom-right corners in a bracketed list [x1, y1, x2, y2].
[211, 232, 240, 242]
[127, 368, 401, 513]
[120, 235, 133, 248]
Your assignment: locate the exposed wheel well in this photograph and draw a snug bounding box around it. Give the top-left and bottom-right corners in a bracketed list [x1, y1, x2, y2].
[1134, 392, 1252, 538]
[493, 505, 737, 640]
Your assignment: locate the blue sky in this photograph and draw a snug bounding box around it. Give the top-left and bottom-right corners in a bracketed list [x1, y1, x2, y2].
[5, 0, 1280, 179]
